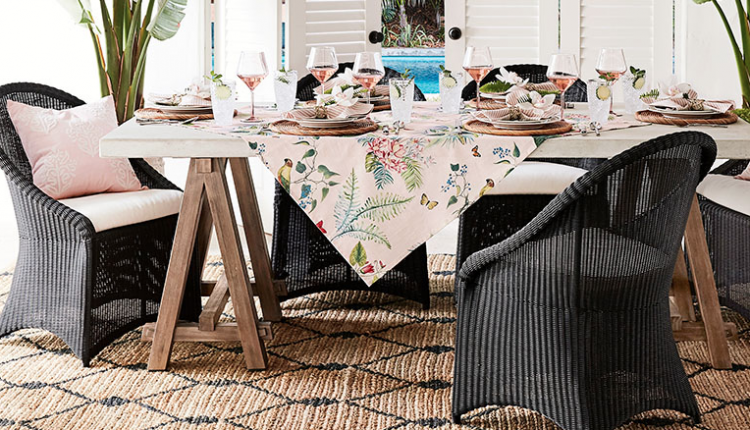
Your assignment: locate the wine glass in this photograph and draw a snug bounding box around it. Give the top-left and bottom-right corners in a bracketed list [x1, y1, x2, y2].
[547, 53, 580, 121]
[306, 46, 338, 87]
[353, 52, 385, 105]
[237, 51, 268, 123]
[595, 48, 627, 113]
[462, 46, 493, 110]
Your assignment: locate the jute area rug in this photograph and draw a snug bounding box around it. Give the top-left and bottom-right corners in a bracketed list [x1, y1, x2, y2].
[0, 255, 749, 430]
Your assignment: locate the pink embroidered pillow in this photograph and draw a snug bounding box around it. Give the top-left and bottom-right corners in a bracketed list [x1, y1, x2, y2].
[7, 96, 145, 199]
[737, 162, 750, 181]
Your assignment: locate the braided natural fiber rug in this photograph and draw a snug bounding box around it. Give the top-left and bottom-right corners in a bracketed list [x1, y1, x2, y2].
[0, 255, 749, 429]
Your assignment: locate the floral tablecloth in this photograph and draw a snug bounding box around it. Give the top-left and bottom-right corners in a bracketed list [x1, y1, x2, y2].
[179, 102, 538, 285]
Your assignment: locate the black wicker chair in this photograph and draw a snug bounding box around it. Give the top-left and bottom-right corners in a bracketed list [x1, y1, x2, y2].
[0, 83, 202, 366]
[270, 64, 431, 308]
[697, 159, 750, 320]
[297, 62, 427, 103]
[453, 131, 716, 429]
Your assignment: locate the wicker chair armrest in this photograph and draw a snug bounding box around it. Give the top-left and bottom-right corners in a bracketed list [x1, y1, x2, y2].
[710, 159, 748, 177]
[129, 158, 181, 191]
[0, 147, 94, 240]
[459, 131, 717, 285]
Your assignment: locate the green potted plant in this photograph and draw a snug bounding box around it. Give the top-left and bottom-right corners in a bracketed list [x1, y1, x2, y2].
[58, 0, 188, 124]
[693, 0, 749, 112]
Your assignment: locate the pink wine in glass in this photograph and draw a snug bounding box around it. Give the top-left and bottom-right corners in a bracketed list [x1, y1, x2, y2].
[238, 74, 265, 91]
[353, 72, 383, 90]
[310, 66, 337, 84]
[595, 69, 625, 82]
[465, 66, 492, 83]
[548, 74, 577, 92]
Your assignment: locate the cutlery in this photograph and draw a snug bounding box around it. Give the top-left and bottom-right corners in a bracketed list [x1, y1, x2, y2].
[137, 116, 201, 126]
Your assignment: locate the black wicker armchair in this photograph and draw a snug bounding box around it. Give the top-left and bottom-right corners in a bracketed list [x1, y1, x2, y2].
[297, 62, 427, 102]
[270, 65, 431, 308]
[697, 159, 750, 320]
[453, 131, 716, 429]
[0, 83, 201, 366]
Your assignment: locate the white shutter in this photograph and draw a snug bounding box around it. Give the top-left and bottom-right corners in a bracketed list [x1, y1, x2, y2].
[215, 0, 282, 103]
[561, 0, 674, 81]
[287, 0, 381, 75]
[445, 0, 558, 85]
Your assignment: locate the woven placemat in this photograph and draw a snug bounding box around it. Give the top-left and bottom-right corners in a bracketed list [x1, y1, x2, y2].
[135, 108, 219, 121]
[373, 104, 391, 112]
[270, 119, 378, 136]
[635, 110, 738, 126]
[464, 120, 572, 136]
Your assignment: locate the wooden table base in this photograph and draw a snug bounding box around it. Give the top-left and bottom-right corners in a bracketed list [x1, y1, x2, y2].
[669, 196, 733, 369]
[145, 158, 283, 371]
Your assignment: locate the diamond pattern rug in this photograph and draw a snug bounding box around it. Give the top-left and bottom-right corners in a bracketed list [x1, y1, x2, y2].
[0, 255, 749, 429]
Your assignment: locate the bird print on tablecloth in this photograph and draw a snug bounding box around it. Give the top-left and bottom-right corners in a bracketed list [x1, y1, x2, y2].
[277, 158, 293, 193]
[479, 178, 495, 197]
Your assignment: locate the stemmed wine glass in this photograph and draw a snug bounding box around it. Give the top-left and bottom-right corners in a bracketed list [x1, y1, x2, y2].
[547, 53, 580, 121]
[237, 51, 268, 123]
[353, 52, 385, 105]
[595, 48, 627, 114]
[462, 46, 493, 111]
[307, 47, 339, 87]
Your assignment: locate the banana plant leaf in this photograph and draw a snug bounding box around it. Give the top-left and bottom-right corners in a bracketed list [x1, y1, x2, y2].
[148, 0, 188, 41]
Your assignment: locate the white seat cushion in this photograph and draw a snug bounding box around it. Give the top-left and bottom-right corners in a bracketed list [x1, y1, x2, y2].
[60, 189, 183, 232]
[697, 174, 750, 217]
[487, 161, 587, 196]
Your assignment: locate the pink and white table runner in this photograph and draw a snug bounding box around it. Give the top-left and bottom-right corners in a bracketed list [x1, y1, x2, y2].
[179, 103, 538, 285]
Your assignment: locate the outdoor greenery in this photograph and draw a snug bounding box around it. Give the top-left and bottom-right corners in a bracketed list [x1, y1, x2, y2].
[693, 0, 750, 108]
[57, 0, 188, 123]
[381, 0, 443, 48]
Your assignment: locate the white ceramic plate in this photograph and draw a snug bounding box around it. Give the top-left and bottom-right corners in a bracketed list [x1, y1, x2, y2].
[648, 106, 722, 118]
[479, 92, 508, 100]
[295, 118, 358, 129]
[490, 118, 559, 130]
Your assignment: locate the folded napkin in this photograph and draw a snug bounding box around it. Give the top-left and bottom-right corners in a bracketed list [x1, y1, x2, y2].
[149, 82, 212, 107]
[505, 82, 561, 105]
[284, 102, 374, 120]
[471, 104, 561, 123]
[643, 86, 735, 114]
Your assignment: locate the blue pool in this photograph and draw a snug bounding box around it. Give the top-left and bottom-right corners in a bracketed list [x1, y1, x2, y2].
[383, 56, 444, 95]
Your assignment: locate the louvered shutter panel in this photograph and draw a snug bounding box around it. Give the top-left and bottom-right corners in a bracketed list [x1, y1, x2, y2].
[287, 0, 381, 75]
[214, 0, 282, 103]
[561, 0, 674, 81]
[445, 0, 558, 84]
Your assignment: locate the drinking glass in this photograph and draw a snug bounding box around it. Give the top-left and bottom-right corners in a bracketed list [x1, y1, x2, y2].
[586, 79, 611, 125]
[439, 71, 463, 114]
[621, 73, 647, 114]
[307, 47, 338, 85]
[546, 53, 579, 121]
[237, 51, 268, 123]
[274, 69, 298, 112]
[462, 46, 493, 110]
[353, 52, 385, 105]
[595, 48, 627, 113]
[389, 78, 414, 123]
[210, 80, 236, 127]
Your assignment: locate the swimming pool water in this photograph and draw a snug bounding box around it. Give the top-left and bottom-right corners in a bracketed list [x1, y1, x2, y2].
[383, 56, 444, 95]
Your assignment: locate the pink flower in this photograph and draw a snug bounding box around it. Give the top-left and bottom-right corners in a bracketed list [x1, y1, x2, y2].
[368, 137, 408, 173]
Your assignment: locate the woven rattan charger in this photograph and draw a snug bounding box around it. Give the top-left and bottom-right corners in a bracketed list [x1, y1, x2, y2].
[135, 107, 223, 121]
[463, 119, 572, 137]
[270, 119, 379, 136]
[635, 110, 738, 126]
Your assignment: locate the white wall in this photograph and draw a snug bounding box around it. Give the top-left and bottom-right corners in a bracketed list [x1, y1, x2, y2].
[681, 0, 743, 106]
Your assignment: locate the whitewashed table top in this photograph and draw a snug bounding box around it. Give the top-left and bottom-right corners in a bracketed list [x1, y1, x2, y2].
[100, 104, 750, 159]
